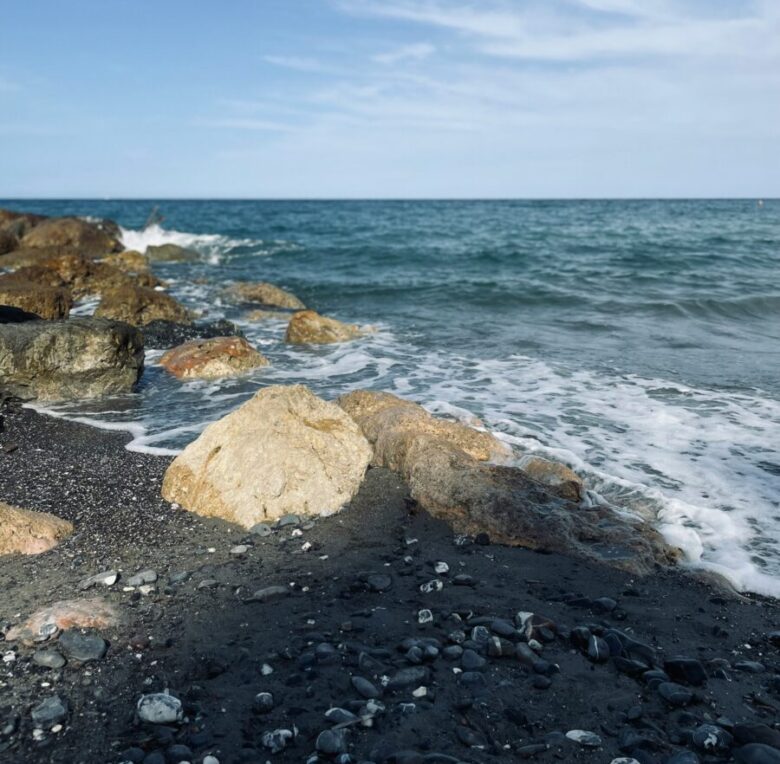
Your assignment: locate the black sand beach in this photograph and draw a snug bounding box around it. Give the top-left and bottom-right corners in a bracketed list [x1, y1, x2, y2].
[1, 401, 778, 764]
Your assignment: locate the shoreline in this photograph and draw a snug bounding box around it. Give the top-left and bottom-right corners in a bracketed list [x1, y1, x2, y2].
[1, 402, 778, 763]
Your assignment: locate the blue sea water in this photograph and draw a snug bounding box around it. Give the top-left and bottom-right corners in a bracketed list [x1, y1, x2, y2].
[2, 199, 779, 595]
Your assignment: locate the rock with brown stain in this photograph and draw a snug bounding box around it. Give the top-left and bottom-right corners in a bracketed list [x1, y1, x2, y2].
[0, 502, 73, 556]
[5, 598, 119, 645]
[285, 310, 364, 345]
[229, 281, 305, 310]
[162, 384, 372, 527]
[95, 284, 191, 326]
[160, 336, 269, 380]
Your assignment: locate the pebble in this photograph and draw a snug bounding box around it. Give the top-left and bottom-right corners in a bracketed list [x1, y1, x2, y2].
[58, 630, 107, 662]
[692, 723, 733, 752]
[325, 707, 358, 725]
[666, 753, 702, 764]
[734, 660, 765, 673]
[136, 693, 183, 724]
[127, 569, 158, 587]
[610, 760, 642, 764]
[352, 676, 380, 699]
[262, 728, 295, 753]
[317, 729, 348, 755]
[166, 744, 193, 763]
[249, 585, 289, 602]
[417, 609, 433, 625]
[664, 657, 708, 686]
[658, 682, 693, 707]
[31, 695, 68, 726]
[461, 649, 486, 671]
[78, 570, 119, 590]
[254, 692, 275, 713]
[734, 744, 780, 763]
[250, 523, 273, 536]
[587, 634, 609, 662]
[230, 544, 249, 555]
[367, 574, 392, 592]
[32, 649, 66, 669]
[203, 757, 220, 764]
[420, 579, 443, 594]
[387, 667, 428, 690]
[565, 730, 602, 747]
[276, 514, 300, 527]
[434, 562, 449, 574]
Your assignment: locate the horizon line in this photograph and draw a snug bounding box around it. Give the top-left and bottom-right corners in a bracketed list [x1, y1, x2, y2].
[0, 196, 777, 202]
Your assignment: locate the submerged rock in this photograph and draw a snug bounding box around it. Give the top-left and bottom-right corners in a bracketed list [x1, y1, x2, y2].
[0, 282, 72, 320]
[160, 336, 269, 379]
[285, 310, 364, 345]
[141, 318, 242, 350]
[0, 502, 73, 556]
[145, 243, 200, 262]
[0, 317, 144, 400]
[229, 281, 305, 309]
[161, 384, 372, 527]
[95, 284, 191, 326]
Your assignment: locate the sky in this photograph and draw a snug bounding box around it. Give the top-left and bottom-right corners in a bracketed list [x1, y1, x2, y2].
[1, 0, 779, 198]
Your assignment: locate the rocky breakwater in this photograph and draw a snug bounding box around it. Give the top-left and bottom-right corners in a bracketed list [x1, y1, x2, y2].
[0, 317, 144, 401]
[338, 390, 680, 575]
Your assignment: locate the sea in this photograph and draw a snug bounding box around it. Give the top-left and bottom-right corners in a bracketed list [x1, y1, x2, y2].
[2, 199, 779, 597]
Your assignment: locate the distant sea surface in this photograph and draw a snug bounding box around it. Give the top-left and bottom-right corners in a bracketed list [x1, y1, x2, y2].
[3, 199, 779, 596]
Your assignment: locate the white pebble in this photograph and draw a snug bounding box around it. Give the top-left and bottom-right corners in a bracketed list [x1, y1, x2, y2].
[417, 609, 434, 624]
[434, 561, 449, 574]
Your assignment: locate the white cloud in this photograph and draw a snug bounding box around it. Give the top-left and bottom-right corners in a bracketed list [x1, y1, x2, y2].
[373, 42, 436, 64]
[263, 55, 326, 72]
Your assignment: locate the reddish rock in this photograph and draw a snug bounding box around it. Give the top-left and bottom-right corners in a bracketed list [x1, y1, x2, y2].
[160, 336, 269, 379]
[5, 598, 119, 645]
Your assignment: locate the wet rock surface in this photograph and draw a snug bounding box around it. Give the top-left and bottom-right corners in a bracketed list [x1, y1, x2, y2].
[0, 403, 778, 763]
[141, 319, 244, 350]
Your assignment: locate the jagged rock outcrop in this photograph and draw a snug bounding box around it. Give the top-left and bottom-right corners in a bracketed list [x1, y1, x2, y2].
[162, 385, 372, 527]
[160, 336, 269, 379]
[0, 318, 144, 400]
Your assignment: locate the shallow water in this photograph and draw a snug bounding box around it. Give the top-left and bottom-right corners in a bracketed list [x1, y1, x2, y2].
[3, 199, 779, 596]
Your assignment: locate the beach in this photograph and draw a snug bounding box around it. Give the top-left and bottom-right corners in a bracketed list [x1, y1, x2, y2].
[1, 402, 779, 764]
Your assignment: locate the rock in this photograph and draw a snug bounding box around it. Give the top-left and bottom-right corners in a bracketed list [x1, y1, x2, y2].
[734, 725, 780, 749]
[0, 229, 19, 255]
[338, 390, 510, 466]
[58, 630, 107, 662]
[338, 390, 677, 574]
[0, 317, 144, 401]
[160, 336, 269, 379]
[317, 729, 348, 755]
[692, 724, 733, 752]
[21, 216, 121, 256]
[161, 385, 372, 527]
[734, 744, 780, 764]
[95, 284, 191, 326]
[0, 282, 72, 319]
[0, 503, 73, 556]
[261, 728, 295, 753]
[285, 310, 364, 344]
[31, 695, 68, 726]
[102, 250, 150, 273]
[78, 570, 119, 590]
[5, 598, 119, 644]
[587, 635, 610, 663]
[229, 281, 305, 310]
[136, 693, 183, 724]
[461, 650, 486, 671]
[128, 569, 159, 587]
[32, 649, 66, 669]
[145, 243, 200, 262]
[657, 682, 693, 707]
[565, 730, 602, 747]
[734, 660, 765, 673]
[254, 692, 275, 713]
[517, 455, 585, 502]
[664, 657, 708, 686]
[0, 305, 40, 323]
[248, 586, 289, 603]
[387, 667, 428, 690]
[352, 676, 381, 699]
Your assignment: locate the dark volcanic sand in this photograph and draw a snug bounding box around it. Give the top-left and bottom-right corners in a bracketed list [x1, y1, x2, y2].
[0, 402, 779, 764]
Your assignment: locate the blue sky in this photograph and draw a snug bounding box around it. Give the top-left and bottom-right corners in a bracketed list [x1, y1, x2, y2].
[1, 0, 778, 198]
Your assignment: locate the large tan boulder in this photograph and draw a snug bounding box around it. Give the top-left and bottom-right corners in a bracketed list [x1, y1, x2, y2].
[162, 384, 372, 527]
[0, 282, 72, 319]
[95, 284, 191, 326]
[0, 503, 73, 556]
[338, 390, 511, 466]
[0, 317, 144, 401]
[160, 336, 269, 380]
[285, 310, 364, 345]
[518, 455, 585, 503]
[229, 281, 305, 310]
[338, 390, 679, 575]
[22, 217, 121, 256]
[5, 598, 119, 645]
